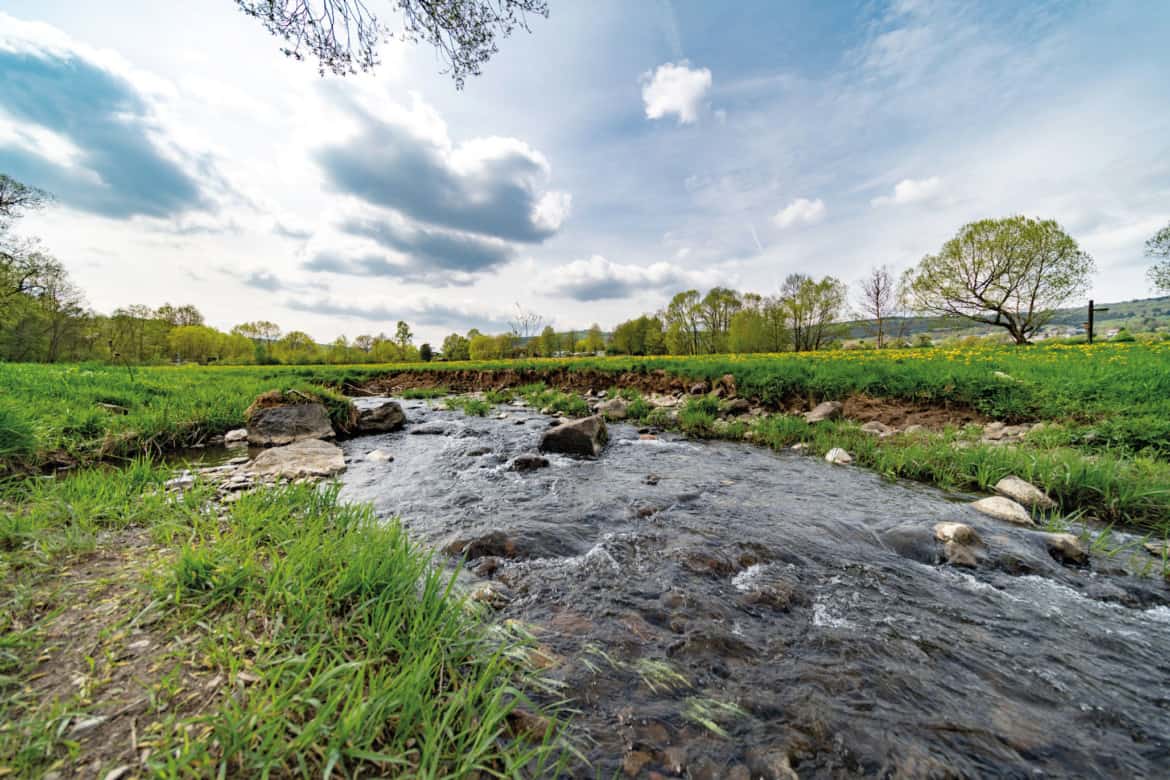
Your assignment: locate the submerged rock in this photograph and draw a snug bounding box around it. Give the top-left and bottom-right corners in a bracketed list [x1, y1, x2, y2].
[247, 403, 334, 446]
[224, 428, 249, 445]
[444, 530, 518, 559]
[509, 453, 550, 472]
[995, 475, 1056, 510]
[934, 522, 982, 546]
[971, 496, 1035, 526]
[246, 438, 345, 479]
[356, 400, 406, 433]
[366, 449, 393, 463]
[540, 415, 608, 457]
[804, 401, 843, 424]
[825, 447, 852, 465]
[933, 521, 984, 567]
[1040, 532, 1088, 565]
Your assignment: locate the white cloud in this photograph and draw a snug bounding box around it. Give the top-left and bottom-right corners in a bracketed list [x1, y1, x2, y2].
[541, 255, 721, 301]
[641, 61, 712, 124]
[871, 176, 943, 207]
[772, 197, 826, 229]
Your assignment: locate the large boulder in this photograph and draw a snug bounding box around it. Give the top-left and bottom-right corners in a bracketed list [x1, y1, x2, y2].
[970, 496, 1034, 526]
[356, 400, 406, 433]
[804, 401, 843, 424]
[994, 476, 1056, 510]
[247, 403, 334, 446]
[246, 438, 345, 479]
[540, 415, 608, 457]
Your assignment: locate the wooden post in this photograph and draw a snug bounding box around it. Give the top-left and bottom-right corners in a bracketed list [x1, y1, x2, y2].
[1088, 299, 1094, 345]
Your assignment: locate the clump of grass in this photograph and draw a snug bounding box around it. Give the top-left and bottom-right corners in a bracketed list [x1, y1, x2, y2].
[519, 385, 589, 417]
[0, 400, 37, 464]
[485, 388, 515, 405]
[399, 386, 449, 399]
[445, 396, 492, 416]
[156, 483, 568, 776]
[678, 396, 721, 436]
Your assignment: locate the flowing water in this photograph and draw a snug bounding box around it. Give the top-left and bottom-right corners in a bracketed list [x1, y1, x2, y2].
[336, 398, 1170, 778]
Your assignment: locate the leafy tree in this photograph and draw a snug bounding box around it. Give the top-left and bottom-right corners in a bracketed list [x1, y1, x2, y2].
[168, 325, 223, 363]
[441, 333, 470, 360]
[236, 0, 548, 85]
[561, 329, 576, 354]
[662, 290, 703, 355]
[779, 274, 847, 351]
[469, 333, 500, 360]
[538, 325, 559, 357]
[1147, 222, 1170, 293]
[698, 287, 741, 353]
[610, 315, 666, 355]
[0, 174, 48, 229]
[583, 323, 605, 353]
[395, 320, 413, 353]
[902, 216, 1095, 344]
[728, 295, 786, 353]
[419, 342, 433, 361]
[156, 303, 205, 327]
[856, 264, 899, 348]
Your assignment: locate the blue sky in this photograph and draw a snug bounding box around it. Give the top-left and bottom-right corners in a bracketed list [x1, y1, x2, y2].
[1, 0, 1168, 343]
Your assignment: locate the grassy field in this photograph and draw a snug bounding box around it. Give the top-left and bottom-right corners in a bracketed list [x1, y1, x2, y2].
[2, 341, 1169, 464]
[0, 466, 569, 776]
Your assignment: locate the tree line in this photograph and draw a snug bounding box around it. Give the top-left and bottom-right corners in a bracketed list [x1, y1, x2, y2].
[4, 171, 1169, 364]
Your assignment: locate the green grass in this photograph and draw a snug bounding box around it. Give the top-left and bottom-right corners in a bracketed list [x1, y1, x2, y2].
[445, 396, 492, 416]
[3, 342, 1168, 470]
[400, 387, 449, 399]
[0, 467, 569, 776]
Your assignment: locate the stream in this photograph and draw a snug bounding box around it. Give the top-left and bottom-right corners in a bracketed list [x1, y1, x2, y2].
[333, 398, 1170, 778]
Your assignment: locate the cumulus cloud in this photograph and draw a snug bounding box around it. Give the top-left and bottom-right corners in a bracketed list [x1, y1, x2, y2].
[541, 255, 721, 301]
[870, 176, 943, 207]
[339, 213, 514, 273]
[772, 197, 826, 229]
[641, 62, 712, 124]
[313, 95, 570, 244]
[0, 14, 212, 219]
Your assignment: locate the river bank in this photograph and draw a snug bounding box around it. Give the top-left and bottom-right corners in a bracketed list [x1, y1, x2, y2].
[4, 384, 1170, 776]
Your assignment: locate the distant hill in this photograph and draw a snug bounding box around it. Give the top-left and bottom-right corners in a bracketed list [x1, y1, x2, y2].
[843, 294, 1170, 342]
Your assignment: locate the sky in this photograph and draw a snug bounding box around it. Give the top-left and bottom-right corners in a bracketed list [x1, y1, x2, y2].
[1, 0, 1168, 345]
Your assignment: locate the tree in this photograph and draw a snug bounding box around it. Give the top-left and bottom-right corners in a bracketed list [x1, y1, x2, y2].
[441, 333, 470, 360]
[168, 325, 222, 363]
[583, 323, 605, 353]
[508, 303, 543, 342]
[1147, 222, 1170, 293]
[610, 315, 666, 355]
[698, 287, 741, 353]
[419, 342, 433, 361]
[538, 325, 559, 357]
[728, 295, 786, 353]
[779, 274, 847, 352]
[902, 216, 1095, 345]
[469, 333, 500, 360]
[236, 0, 548, 85]
[662, 290, 703, 355]
[0, 174, 48, 228]
[156, 303, 205, 327]
[395, 320, 413, 354]
[856, 265, 899, 348]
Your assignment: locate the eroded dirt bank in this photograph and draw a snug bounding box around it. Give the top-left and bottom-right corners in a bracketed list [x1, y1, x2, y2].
[354, 368, 990, 431]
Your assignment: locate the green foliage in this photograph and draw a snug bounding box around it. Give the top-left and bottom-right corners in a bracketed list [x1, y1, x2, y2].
[445, 396, 491, 416]
[485, 388, 515, 404]
[399, 386, 449, 399]
[0, 400, 36, 461]
[903, 215, 1095, 344]
[0, 470, 568, 776]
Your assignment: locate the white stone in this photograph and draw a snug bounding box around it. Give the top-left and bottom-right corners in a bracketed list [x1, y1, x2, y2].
[247, 439, 346, 479]
[825, 447, 852, 465]
[995, 476, 1056, 509]
[933, 522, 981, 546]
[970, 496, 1034, 526]
[366, 449, 394, 463]
[224, 428, 249, 444]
